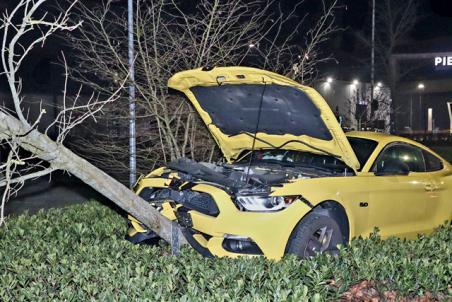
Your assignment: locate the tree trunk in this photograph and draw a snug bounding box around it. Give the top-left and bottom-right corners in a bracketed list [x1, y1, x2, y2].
[0, 111, 186, 246]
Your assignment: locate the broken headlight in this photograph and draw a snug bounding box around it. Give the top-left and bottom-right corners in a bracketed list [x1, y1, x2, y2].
[235, 195, 297, 212]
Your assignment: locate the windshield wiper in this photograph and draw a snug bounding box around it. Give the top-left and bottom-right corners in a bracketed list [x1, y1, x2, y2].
[250, 158, 296, 167]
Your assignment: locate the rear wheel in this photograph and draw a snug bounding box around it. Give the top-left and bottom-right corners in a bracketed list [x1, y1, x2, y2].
[286, 212, 344, 258]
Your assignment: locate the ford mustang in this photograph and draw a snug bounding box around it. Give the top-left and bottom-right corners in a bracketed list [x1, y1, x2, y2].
[126, 67, 451, 260]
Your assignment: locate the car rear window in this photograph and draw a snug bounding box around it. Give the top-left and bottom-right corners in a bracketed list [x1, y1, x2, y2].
[422, 150, 443, 172]
[347, 137, 378, 169]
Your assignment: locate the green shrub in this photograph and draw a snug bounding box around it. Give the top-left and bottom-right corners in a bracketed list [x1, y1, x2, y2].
[0, 201, 450, 301]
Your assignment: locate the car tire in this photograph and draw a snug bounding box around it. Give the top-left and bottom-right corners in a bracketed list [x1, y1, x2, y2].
[286, 211, 344, 258]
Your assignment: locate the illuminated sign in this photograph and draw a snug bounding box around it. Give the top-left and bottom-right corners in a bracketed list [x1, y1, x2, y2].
[434, 56, 452, 69]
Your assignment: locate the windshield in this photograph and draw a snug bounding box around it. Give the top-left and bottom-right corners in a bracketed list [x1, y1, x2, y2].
[238, 149, 350, 173]
[347, 137, 378, 169]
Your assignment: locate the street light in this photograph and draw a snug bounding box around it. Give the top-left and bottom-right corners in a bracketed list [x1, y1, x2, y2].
[417, 83, 425, 90]
[352, 79, 359, 86]
[322, 77, 333, 92]
[375, 82, 382, 91]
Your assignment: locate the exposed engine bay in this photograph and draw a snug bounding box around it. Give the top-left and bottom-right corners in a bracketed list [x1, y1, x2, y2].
[166, 157, 352, 193]
[139, 153, 354, 215]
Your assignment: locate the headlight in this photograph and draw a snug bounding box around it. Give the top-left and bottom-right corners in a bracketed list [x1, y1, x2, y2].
[235, 195, 297, 212]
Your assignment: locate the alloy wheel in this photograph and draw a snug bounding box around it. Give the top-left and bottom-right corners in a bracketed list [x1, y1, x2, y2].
[303, 226, 334, 257]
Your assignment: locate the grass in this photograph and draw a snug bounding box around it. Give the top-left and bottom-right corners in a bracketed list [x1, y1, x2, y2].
[0, 201, 450, 301]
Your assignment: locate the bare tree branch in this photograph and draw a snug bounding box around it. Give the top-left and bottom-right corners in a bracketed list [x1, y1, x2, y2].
[0, 0, 179, 246]
[66, 0, 340, 183]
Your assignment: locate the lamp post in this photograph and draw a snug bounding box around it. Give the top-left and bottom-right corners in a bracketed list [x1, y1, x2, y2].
[351, 79, 362, 130]
[370, 0, 375, 125]
[409, 95, 413, 130]
[447, 101, 452, 134]
[128, 0, 136, 188]
[417, 83, 425, 132]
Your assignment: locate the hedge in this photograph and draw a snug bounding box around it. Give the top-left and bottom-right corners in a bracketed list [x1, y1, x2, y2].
[0, 201, 450, 301]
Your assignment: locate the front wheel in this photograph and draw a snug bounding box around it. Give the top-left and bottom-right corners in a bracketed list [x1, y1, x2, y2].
[286, 212, 344, 258]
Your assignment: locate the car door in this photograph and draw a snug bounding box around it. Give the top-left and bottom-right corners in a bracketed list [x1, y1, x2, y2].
[421, 149, 452, 231]
[367, 143, 434, 239]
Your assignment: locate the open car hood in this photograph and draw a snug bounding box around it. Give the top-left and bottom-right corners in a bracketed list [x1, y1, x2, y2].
[168, 67, 360, 171]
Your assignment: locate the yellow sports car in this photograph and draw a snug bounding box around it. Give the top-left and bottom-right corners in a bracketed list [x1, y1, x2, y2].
[126, 67, 452, 260]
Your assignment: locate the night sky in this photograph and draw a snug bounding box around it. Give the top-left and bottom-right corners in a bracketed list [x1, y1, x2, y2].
[1, 0, 452, 91]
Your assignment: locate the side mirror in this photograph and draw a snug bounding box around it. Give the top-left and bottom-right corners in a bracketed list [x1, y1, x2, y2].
[374, 159, 410, 176]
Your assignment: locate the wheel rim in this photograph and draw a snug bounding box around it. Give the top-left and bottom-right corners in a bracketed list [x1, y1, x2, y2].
[303, 226, 334, 257]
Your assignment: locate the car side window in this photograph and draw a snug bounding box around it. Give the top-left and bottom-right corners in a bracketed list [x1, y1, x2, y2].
[422, 150, 443, 172]
[373, 144, 426, 173]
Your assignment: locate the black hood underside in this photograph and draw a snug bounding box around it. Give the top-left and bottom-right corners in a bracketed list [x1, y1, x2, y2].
[190, 83, 332, 140]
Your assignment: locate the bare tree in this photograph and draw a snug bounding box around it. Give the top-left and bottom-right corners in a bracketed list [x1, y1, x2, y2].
[355, 0, 421, 131]
[276, 0, 339, 84]
[0, 0, 178, 246]
[375, 0, 421, 83]
[66, 0, 340, 183]
[0, 0, 82, 224]
[346, 85, 392, 132]
[356, 0, 420, 83]
[376, 0, 421, 132]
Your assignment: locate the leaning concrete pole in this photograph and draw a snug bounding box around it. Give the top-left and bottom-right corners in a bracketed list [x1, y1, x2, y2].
[0, 0, 186, 251]
[0, 112, 186, 246]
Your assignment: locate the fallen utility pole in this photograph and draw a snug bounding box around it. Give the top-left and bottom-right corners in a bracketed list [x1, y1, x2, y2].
[0, 111, 186, 248]
[0, 0, 185, 251]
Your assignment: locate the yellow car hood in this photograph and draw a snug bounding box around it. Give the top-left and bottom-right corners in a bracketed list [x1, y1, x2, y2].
[168, 67, 360, 171]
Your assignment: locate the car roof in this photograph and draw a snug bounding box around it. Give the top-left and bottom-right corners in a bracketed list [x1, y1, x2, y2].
[346, 131, 410, 144]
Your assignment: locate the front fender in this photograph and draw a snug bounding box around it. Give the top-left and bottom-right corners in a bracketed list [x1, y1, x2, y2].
[272, 177, 365, 240]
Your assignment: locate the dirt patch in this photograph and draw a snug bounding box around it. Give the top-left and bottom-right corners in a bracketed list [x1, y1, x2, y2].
[339, 280, 447, 302]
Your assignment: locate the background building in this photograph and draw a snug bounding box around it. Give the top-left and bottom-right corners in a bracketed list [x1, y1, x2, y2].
[315, 79, 391, 132]
[390, 39, 452, 134]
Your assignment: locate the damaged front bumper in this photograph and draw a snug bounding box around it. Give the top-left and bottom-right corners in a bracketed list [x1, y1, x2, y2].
[128, 175, 312, 260]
